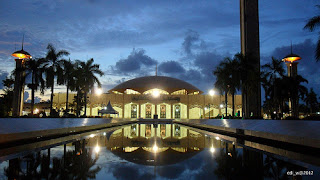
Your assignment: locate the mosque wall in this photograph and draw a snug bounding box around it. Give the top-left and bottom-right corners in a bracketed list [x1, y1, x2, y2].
[50, 93, 242, 119]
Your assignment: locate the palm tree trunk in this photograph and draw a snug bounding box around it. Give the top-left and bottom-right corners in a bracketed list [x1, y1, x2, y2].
[76, 89, 80, 117]
[50, 81, 54, 116]
[31, 88, 35, 117]
[66, 83, 69, 112]
[232, 92, 235, 118]
[225, 91, 228, 117]
[31, 73, 35, 117]
[84, 92, 87, 117]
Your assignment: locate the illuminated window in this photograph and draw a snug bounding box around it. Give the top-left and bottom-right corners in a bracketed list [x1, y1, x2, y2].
[175, 105, 181, 119]
[143, 88, 169, 95]
[125, 89, 140, 94]
[146, 104, 152, 118]
[131, 104, 137, 118]
[160, 104, 166, 118]
[171, 89, 187, 95]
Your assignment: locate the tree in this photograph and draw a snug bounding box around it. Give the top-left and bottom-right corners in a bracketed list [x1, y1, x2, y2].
[304, 88, 319, 114]
[75, 58, 104, 116]
[25, 58, 46, 117]
[58, 59, 75, 113]
[261, 58, 286, 118]
[0, 77, 14, 117]
[44, 44, 69, 116]
[213, 56, 241, 118]
[304, 5, 320, 61]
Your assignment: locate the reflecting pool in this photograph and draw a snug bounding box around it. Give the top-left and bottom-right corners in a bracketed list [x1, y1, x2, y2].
[0, 123, 319, 179]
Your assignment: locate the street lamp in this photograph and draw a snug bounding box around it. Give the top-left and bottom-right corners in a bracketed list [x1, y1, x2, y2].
[11, 36, 31, 117]
[95, 88, 103, 96]
[282, 45, 302, 118]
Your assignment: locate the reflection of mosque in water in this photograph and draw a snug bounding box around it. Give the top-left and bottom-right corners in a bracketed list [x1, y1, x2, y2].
[86, 123, 233, 166]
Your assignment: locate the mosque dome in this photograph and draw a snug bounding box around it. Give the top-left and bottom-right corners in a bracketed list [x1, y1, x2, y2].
[109, 76, 203, 95]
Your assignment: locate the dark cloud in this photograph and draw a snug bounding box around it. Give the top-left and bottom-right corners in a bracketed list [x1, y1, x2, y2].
[158, 61, 186, 74]
[182, 30, 200, 55]
[112, 49, 157, 75]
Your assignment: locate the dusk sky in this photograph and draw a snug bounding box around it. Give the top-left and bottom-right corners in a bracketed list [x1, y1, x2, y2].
[1, 0, 320, 102]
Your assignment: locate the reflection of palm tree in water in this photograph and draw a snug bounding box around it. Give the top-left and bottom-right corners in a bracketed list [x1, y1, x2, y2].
[4, 141, 101, 179]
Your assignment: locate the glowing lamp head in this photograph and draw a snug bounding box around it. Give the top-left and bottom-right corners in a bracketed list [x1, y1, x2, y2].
[12, 49, 32, 59]
[152, 90, 160, 98]
[282, 53, 301, 63]
[209, 89, 215, 96]
[95, 88, 103, 95]
[34, 108, 39, 114]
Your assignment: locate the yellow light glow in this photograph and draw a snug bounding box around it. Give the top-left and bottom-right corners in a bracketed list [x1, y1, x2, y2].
[94, 145, 100, 153]
[34, 108, 39, 114]
[209, 89, 215, 96]
[152, 90, 160, 98]
[215, 137, 220, 140]
[282, 56, 301, 62]
[12, 53, 31, 59]
[90, 134, 95, 138]
[95, 88, 103, 95]
[152, 144, 158, 152]
[210, 147, 215, 153]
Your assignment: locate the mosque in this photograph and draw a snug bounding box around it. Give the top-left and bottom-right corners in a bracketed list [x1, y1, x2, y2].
[50, 75, 242, 119]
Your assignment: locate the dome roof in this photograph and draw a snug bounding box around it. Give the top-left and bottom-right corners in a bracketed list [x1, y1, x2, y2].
[109, 76, 203, 94]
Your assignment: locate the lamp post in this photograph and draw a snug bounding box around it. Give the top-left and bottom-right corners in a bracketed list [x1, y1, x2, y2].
[11, 38, 31, 117]
[208, 89, 215, 119]
[282, 46, 301, 118]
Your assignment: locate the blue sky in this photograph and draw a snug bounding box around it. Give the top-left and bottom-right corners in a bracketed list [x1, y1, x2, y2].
[0, 0, 320, 102]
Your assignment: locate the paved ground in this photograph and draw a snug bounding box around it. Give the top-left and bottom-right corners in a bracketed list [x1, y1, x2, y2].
[175, 119, 320, 148]
[0, 118, 131, 134]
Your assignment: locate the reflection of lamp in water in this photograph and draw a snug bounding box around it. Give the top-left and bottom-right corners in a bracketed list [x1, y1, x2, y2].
[153, 144, 158, 153]
[210, 147, 215, 153]
[90, 134, 95, 138]
[215, 136, 220, 140]
[94, 144, 100, 153]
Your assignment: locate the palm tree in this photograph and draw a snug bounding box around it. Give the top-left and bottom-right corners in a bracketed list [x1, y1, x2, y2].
[25, 58, 46, 117]
[304, 88, 319, 114]
[75, 58, 104, 116]
[261, 57, 286, 117]
[213, 58, 231, 117]
[58, 59, 75, 113]
[304, 5, 320, 61]
[213, 56, 241, 118]
[44, 44, 69, 116]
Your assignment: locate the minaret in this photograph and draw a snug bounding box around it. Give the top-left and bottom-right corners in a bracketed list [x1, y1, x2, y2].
[11, 35, 32, 117]
[282, 43, 301, 118]
[240, 0, 261, 118]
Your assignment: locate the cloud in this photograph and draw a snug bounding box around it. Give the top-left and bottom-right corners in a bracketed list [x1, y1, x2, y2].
[182, 30, 200, 55]
[112, 48, 157, 76]
[158, 60, 186, 74]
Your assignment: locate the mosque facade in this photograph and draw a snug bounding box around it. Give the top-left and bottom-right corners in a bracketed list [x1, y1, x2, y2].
[51, 76, 242, 119]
